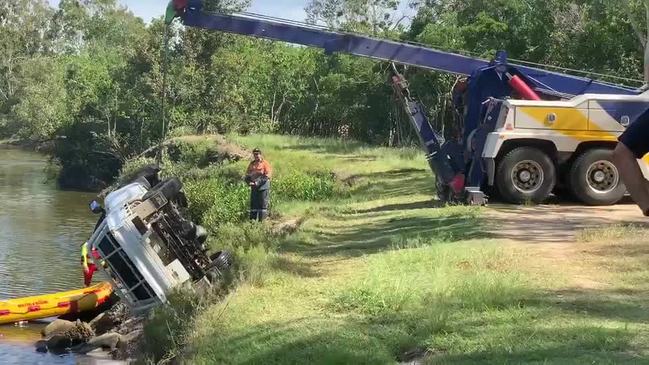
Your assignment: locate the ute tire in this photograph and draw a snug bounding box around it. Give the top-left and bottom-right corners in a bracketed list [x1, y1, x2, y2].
[143, 177, 183, 201]
[209, 251, 233, 271]
[123, 165, 161, 188]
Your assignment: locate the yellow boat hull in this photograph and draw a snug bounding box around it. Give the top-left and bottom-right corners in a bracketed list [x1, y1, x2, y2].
[0, 282, 113, 325]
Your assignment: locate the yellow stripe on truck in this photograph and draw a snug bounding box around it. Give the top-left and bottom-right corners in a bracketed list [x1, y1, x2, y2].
[517, 105, 649, 179]
[518, 106, 618, 142]
[519, 107, 590, 132]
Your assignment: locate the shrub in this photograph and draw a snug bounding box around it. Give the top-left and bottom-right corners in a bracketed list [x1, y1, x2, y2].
[206, 221, 283, 286]
[168, 125, 196, 138]
[141, 289, 203, 362]
[169, 139, 215, 167]
[232, 244, 278, 287]
[183, 176, 249, 226]
[273, 170, 338, 201]
[182, 166, 340, 227]
[209, 221, 277, 251]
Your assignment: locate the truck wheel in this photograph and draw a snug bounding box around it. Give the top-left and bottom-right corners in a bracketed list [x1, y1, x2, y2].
[496, 147, 556, 204]
[142, 177, 182, 201]
[569, 149, 625, 206]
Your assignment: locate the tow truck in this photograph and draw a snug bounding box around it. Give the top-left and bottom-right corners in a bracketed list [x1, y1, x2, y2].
[166, 0, 649, 206]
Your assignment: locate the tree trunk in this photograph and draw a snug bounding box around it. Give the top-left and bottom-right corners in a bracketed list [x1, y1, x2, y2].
[273, 93, 288, 125]
[271, 90, 276, 122]
[645, 39, 649, 83]
[645, 0, 649, 83]
[624, 0, 649, 83]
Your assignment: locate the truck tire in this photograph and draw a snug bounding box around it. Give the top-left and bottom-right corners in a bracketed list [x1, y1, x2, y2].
[142, 177, 182, 201]
[496, 147, 556, 204]
[569, 149, 625, 206]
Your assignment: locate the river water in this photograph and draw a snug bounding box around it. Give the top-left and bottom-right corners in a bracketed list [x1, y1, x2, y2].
[0, 147, 116, 364]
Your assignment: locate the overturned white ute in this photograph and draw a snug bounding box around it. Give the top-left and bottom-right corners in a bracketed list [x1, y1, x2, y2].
[88, 166, 232, 312]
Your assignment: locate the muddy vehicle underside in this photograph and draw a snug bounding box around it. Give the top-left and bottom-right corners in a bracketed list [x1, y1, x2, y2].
[88, 166, 231, 312]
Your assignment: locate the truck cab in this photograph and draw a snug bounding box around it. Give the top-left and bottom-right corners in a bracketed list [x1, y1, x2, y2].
[87, 168, 231, 312]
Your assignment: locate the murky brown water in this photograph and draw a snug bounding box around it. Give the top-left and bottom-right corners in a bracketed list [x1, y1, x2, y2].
[0, 147, 117, 364]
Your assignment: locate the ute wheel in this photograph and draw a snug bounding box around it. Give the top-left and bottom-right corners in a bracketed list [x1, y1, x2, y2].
[195, 225, 208, 244]
[124, 165, 161, 188]
[209, 251, 233, 271]
[569, 149, 626, 206]
[207, 251, 233, 283]
[496, 147, 556, 204]
[142, 177, 183, 201]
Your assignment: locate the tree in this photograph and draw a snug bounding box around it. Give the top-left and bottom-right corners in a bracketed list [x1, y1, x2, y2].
[623, 0, 649, 83]
[306, 0, 401, 33]
[11, 57, 68, 139]
[0, 0, 54, 122]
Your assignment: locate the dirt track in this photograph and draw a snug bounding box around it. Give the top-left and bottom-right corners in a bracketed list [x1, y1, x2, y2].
[485, 201, 648, 244]
[485, 201, 649, 289]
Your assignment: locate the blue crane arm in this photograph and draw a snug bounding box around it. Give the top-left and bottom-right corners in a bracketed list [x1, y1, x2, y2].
[174, 2, 638, 97]
[180, 9, 487, 75]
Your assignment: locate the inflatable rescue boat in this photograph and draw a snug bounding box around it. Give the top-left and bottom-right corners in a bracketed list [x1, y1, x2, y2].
[0, 281, 113, 325]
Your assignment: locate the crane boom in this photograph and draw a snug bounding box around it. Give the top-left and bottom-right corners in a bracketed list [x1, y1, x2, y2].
[174, 1, 637, 98]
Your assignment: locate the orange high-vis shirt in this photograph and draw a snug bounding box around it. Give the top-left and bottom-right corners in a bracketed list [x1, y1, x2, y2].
[247, 159, 272, 179]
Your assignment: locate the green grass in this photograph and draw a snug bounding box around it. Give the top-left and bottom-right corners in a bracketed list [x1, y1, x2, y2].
[139, 134, 649, 364]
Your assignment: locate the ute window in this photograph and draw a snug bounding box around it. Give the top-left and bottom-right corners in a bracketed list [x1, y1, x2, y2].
[96, 232, 156, 303]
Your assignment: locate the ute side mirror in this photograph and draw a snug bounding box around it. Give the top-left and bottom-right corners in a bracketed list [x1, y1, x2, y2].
[90, 200, 104, 214]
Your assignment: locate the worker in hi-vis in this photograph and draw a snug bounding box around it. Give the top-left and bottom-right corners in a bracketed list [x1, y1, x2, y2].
[81, 241, 103, 287]
[80, 201, 108, 286]
[245, 148, 272, 221]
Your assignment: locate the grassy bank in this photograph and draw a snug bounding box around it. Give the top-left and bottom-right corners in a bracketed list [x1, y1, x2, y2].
[136, 134, 649, 364]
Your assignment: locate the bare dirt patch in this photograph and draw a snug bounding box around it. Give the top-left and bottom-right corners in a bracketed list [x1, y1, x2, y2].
[486, 202, 648, 244]
[172, 135, 250, 161]
[485, 202, 649, 290]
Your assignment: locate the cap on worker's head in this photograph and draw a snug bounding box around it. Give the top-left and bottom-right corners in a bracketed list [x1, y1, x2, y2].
[253, 148, 262, 154]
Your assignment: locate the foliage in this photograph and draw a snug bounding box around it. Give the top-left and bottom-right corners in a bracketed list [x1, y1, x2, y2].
[11, 57, 69, 139]
[184, 175, 250, 226]
[273, 171, 338, 201]
[306, 0, 402, 33]
[142, 288, 203, 362]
